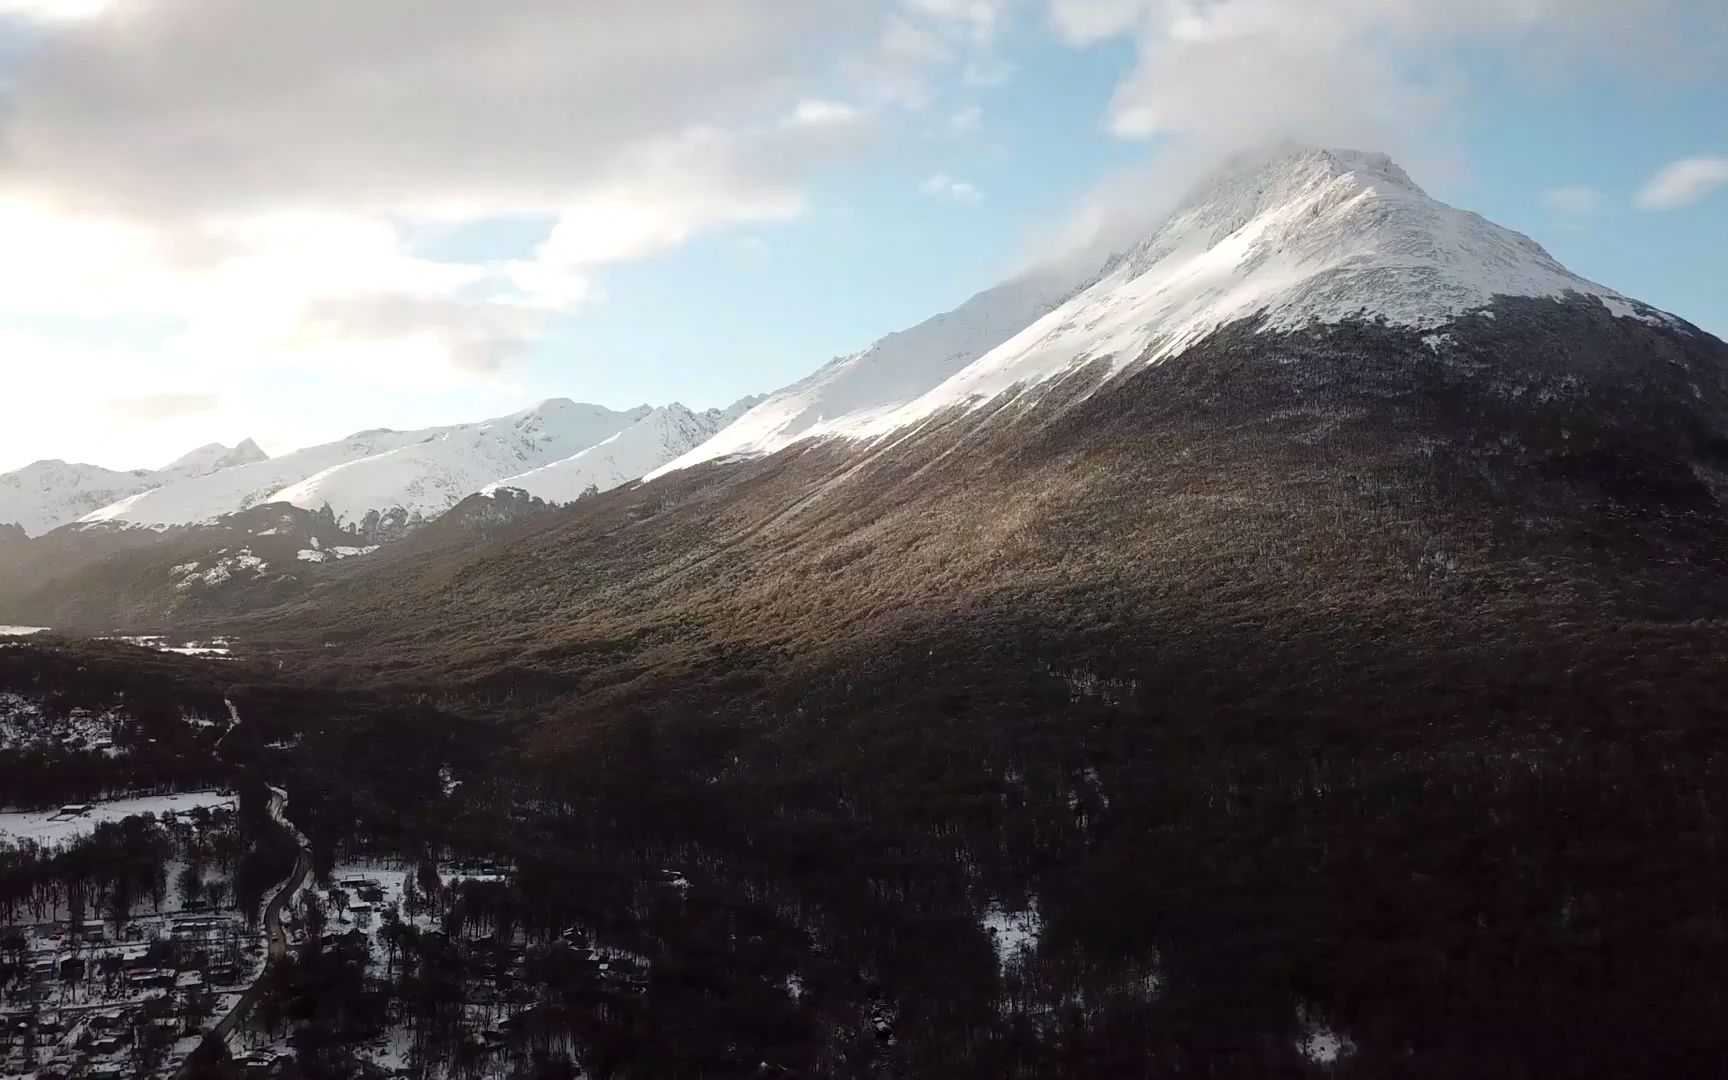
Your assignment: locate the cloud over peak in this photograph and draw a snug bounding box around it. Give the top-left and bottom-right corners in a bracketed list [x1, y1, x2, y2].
[1637, 155, 1728, 210]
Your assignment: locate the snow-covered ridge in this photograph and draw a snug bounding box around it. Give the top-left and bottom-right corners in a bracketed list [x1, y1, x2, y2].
[647, 266, 1093, 479]
[265, 399, 651, 528]
[490, 397, 763, 504]
[0, 438, 268, 537]
[77, 400, 653, 532]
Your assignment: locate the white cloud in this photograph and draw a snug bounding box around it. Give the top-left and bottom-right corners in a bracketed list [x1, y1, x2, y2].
[922, 173, 984, 204]
[0, 0, 109, 20]
[1047, 0, 1727, 158]
[850, 0, 1020, 106]
[1541, 185, 1607, 217]
[1028, 0, 1727, 264]
[791, 100, 865, 127]
[105, 393, 222, 422]
[1636, 155, 1728, 210]
[904, 0, 1014, 42]
[0, 0, 1021, 470]
[0, 0, 929, 411]
[951, 105, 985, 132]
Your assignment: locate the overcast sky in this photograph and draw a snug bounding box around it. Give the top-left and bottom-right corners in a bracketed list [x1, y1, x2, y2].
[0, 0, 1724, 472]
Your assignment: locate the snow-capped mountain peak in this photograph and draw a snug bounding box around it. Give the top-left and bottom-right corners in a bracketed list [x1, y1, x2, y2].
[643, 146, 1675, 484]
[826, 144, 1673, 442]
[159, 438, 270, 480]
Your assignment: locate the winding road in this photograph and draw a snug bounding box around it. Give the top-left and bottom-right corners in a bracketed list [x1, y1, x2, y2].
[173, 784, 312, 1075]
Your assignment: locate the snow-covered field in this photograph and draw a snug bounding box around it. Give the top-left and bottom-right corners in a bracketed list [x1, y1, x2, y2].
[0, 625, 49, 636]
[0, 791, 237, 847]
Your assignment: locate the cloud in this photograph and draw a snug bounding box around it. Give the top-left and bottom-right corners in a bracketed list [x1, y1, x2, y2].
[790, 100, 865, 127]
[1636, 155, 1728, 210]
[0, 0, 965, 390]
[922, 173, 983, 204]
[104, 392, 221, 422]
[1026, 0, 1727, 263]
[1047, 0, 1727, 160]
[951, 105, 985, 132]
[0, 1, 881, 220]
[1541, 185, 1607, 217]
[287, 295, 547, 377]
[849, 0, 1019, 107]
[904, 0, 1015, 42]
[0, 0, 107, 20]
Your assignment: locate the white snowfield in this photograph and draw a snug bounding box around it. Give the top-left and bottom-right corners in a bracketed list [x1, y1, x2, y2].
[0, 440, 267, 538]
[0, 790, 237, 847]
[658, 146, 1673, 472]
[78, 400, 650, 531]
[647, 268, 1088, 480]
[488, 398, 761, 504]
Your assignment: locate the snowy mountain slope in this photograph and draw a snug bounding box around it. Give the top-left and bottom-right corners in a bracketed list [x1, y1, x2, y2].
[0, 461, 157, 538]
[852, 147, 1671, 440]
[646, 266, 1091, 480]
[268, 400, 651, 528]
[486, 398, 762, 504]
[0, 439, 268, 537]
[79, 401, 651, 532]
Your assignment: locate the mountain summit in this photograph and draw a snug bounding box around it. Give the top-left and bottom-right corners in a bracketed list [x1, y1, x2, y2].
[665, 146, 1678, 468]
[843, 147, 1677, 441]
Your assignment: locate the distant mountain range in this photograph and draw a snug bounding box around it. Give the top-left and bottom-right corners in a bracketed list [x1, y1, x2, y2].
[0, 439, 268, 538]
[1, 397, 767, 542]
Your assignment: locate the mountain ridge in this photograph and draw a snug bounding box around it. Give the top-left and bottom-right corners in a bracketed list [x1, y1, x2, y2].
[0, 438, 269, 538]
[75, 399, 655, 537]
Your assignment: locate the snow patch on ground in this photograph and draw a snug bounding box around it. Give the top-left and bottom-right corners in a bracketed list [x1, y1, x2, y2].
[170, 549, 266, 589]
[107, 635, 236, 658]
[982, 900, 1042, 972]
[1295, 1007, 1357, 1065]
[0, 625, 49, 637]
[296, 544, 380, 563]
